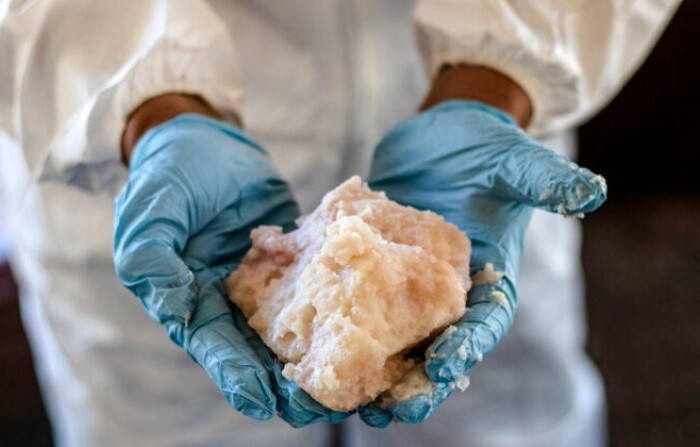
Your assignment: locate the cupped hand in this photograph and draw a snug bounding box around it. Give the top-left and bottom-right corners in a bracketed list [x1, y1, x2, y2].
[114, 114, 350, 427]
[359, 100, 607, 427]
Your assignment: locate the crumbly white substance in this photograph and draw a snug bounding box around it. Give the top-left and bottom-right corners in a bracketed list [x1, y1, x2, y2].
[471, 263, 504, 285]
[456, 375, 471, 392]
[379, 364, 433, 408]
[590, 175, 608, 194]
[556, 203, 585, 220]
[457, 345, 467, 361]
[490, 291, 509, 309]
[226, 176, 471, 411]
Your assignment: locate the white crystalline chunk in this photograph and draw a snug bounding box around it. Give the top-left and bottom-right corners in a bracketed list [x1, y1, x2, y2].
[490, 291, 509, 309]
[471, 263, 504, 285]
[457, 345, 467, 361]
[456, 375, 471, 392]
[226, 176, 471, 411]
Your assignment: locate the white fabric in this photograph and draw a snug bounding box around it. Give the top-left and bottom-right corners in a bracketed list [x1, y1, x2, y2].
[0, 0, 244, 192]
[0, 0, 678, 445]
[415, 0, 682, 137]
[0, 131, 16, 263]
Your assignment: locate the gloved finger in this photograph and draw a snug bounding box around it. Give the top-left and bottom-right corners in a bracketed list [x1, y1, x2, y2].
[495, 143, 607, 216]
[228, 308, 352, 427]
[187, 318, 278, 420]
[359, 381, 454, 426]
[180, 191, 300, 274]
[426, 273, 517, 384]
[269, 363, 353, 427]
[185, 275, 277, 420]
[358, 404, 393, 428]
[388, 381, 454, 424]
[114, 178, 196, 346]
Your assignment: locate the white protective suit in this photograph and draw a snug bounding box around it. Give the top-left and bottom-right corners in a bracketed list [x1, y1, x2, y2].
[0, 0, 680, 446]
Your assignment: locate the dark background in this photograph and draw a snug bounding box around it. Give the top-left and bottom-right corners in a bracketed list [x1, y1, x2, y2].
[578, 0, 700, 445]
[1, 1, 698, 445]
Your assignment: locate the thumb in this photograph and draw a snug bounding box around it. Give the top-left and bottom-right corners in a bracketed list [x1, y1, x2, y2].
[114, 178, 196, 346]
[495, 143, 607, 216]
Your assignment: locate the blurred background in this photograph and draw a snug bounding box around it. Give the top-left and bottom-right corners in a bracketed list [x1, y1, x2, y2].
[1, 1, 698, 446]
[578, 0, 700, 444]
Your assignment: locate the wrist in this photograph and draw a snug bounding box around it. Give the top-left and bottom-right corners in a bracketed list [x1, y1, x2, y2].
[420, 65, 533, 129]
[121, 93, 238, 165]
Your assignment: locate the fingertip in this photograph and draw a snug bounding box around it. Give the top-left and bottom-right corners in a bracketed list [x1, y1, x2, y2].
[579, 173, 608, 212]
[388, 381, 454, 424]
[272, 371, 352, 426]
[329, 410, 354, 424]
[425, 333, 465, 383]
[358, 405, 393, 428]
[229, 392, 275, 420]
[425, 358, 461, 384]
[222, 370, 277, 420]
[390, 398, 433, 424]
[544, 169, 608, 216]
[500, 144, 607, 216]
[188, 325, 278, 421]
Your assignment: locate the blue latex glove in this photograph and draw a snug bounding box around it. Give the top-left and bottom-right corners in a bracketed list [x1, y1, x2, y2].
[114, 114, 349, 427]
[358, 101, 607, 427]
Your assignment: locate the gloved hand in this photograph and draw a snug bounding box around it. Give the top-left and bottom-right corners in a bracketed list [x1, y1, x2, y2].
[358, 100, 607, 427]
[114, 114, 349, 427]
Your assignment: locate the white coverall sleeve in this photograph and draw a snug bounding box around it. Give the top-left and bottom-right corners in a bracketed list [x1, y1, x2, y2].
[414, 0, 682, 137]
[0, 0, 244, 191]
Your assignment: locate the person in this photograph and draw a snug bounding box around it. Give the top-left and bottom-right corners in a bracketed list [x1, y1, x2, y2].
[0, 1, 681, 446]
